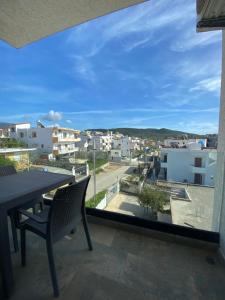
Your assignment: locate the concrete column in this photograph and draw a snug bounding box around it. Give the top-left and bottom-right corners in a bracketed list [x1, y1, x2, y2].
[213, 30, 225, 256]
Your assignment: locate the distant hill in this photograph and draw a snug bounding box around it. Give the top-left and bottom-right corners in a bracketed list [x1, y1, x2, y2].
[86, 128, 207, 140]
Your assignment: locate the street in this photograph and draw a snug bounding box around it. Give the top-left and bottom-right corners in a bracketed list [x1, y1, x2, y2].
[86, 165, 131, 200]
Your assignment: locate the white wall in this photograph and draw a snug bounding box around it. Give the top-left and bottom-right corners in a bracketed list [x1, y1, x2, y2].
[161, 148, 216, 186]
[164, 138, 207, 147]
[214, 31, 225, 256]
[18, 127, 53, 153]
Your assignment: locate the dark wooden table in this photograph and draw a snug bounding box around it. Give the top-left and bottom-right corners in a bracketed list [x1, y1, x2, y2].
[0, 170, 75, 298]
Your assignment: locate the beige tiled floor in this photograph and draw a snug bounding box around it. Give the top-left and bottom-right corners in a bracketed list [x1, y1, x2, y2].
[6, 221, 225, 300]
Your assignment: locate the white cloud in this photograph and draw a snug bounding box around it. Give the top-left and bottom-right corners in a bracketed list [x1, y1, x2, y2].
[66, 0, 194, 56]
[66, 119, 72, 124]
[176, 121, 218, 134]
[124, 37, 150, 52]
[190, 77, 221, 93]
[72, 56, 96, 82]
[42, 110, 63, 122]
[63, 107, 219, 116]
[171, 27, 221, 52]
[0, 83, 47, 94]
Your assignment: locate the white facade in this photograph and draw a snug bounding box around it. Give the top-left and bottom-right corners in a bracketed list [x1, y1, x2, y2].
[110, 149, 122, 162]
[17, 126, 80, 157]
[91, 134, 112, 151]
[112, 136, 134, 157]
[164, 138, 207, 148]
[0, 122, 30, 139]
[160, 144, 217, 186]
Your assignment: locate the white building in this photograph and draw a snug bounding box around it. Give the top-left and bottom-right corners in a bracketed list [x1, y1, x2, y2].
[164, 138, 207, 148]
[0, 122, 30, 139]
[17, 125, 80, 158]
[77, 132, 91, 151]
[160, 143, 217, 186]
[112, 136, 134, 158]
[110, 149, 122, 162]
[91, 134, 112, 152]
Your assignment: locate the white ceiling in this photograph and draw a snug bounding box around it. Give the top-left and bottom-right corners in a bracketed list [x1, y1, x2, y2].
[0, 0, 146, 48]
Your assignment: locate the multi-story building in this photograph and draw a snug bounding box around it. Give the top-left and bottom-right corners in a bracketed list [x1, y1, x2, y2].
[163, 138, 207, 148]
[90, 134, 112, 152]
[112, 136, 140, 158]
[159, 142, 217, 186]
[0, 122, 30, 139]
[17, 125, 80, 158]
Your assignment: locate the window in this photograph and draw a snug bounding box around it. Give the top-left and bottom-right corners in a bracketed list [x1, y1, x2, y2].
[32, 132, 37, 138]
[20, 132, 24, 138]
[195, 157, 202, 167]
[41, 144, 44, 148]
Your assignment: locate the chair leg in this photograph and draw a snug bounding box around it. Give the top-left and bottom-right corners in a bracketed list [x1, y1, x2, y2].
[82, 212, 93, 251]
[39, 201, 44, 211]
[32, 206, 36, 214]
[46, 240, 59, 298]
[9, 214, 19, 253]
[21, 229, 26, 267]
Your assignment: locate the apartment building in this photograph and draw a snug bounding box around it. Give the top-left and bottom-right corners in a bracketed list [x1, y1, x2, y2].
[0, 122, 30, 139]
[91, 134, 112, 152]
[113, 136, 141, 158]
[163, 138, 207, 148]
[160, 142, 217, 186]
[17, 126, 80, 158]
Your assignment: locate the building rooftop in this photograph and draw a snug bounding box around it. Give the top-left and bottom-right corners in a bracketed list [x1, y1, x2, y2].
[8, 220, 225, 300]
[168, 182, 215, 231]
[0, 148, 36, 154]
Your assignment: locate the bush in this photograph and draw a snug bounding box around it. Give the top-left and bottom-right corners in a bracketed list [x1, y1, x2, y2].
[86, 190, 107, 208]
[0, 138, 27, 148]
[138, 186, 169, 214]
[0, 156, 16, 167]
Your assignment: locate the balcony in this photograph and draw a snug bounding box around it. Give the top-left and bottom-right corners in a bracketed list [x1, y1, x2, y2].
[190, 165, 206, 174]
[52, 136, 80, 143]
[8, 219, 225, 300]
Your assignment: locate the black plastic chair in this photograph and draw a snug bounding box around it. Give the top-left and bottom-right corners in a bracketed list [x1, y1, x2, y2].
[18, 175, 92, 297]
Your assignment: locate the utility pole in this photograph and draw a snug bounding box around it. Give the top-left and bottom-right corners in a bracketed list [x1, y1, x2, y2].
[93, 137, 96, 201]
[73, 147, 76, 176]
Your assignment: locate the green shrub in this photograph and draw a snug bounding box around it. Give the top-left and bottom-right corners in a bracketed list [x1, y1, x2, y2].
[138, 186, 169, 214]
[0, 156, 16, 167]
[0, 138, 27, 148]
[86, 190, 107, 208]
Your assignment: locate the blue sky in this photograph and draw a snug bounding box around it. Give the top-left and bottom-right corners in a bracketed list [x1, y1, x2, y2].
[0, 0, 222, 134]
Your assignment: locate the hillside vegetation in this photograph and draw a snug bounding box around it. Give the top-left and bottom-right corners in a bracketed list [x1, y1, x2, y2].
[87, 128, 207, 140]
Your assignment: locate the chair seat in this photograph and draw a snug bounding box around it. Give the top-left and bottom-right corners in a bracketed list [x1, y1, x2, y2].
[21, 207, 50, 238]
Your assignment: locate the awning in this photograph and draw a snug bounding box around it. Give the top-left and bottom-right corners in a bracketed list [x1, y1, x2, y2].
[197, 0, 225, 31]
[0, 0, 146, 48]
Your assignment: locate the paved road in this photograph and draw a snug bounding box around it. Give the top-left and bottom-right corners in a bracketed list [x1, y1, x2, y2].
[86, 165, 131, 200]
[32, 163, 132, 200]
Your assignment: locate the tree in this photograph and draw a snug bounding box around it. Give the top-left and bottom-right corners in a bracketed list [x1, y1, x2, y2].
[138, 186, 169, 215]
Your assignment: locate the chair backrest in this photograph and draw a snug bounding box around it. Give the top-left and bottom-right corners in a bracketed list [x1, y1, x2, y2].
[0, 165, 17, 177]
[48, 175, 91, 242]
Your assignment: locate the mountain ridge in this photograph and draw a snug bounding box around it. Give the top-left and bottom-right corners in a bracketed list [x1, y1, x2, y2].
[86, 127, 214, 140]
